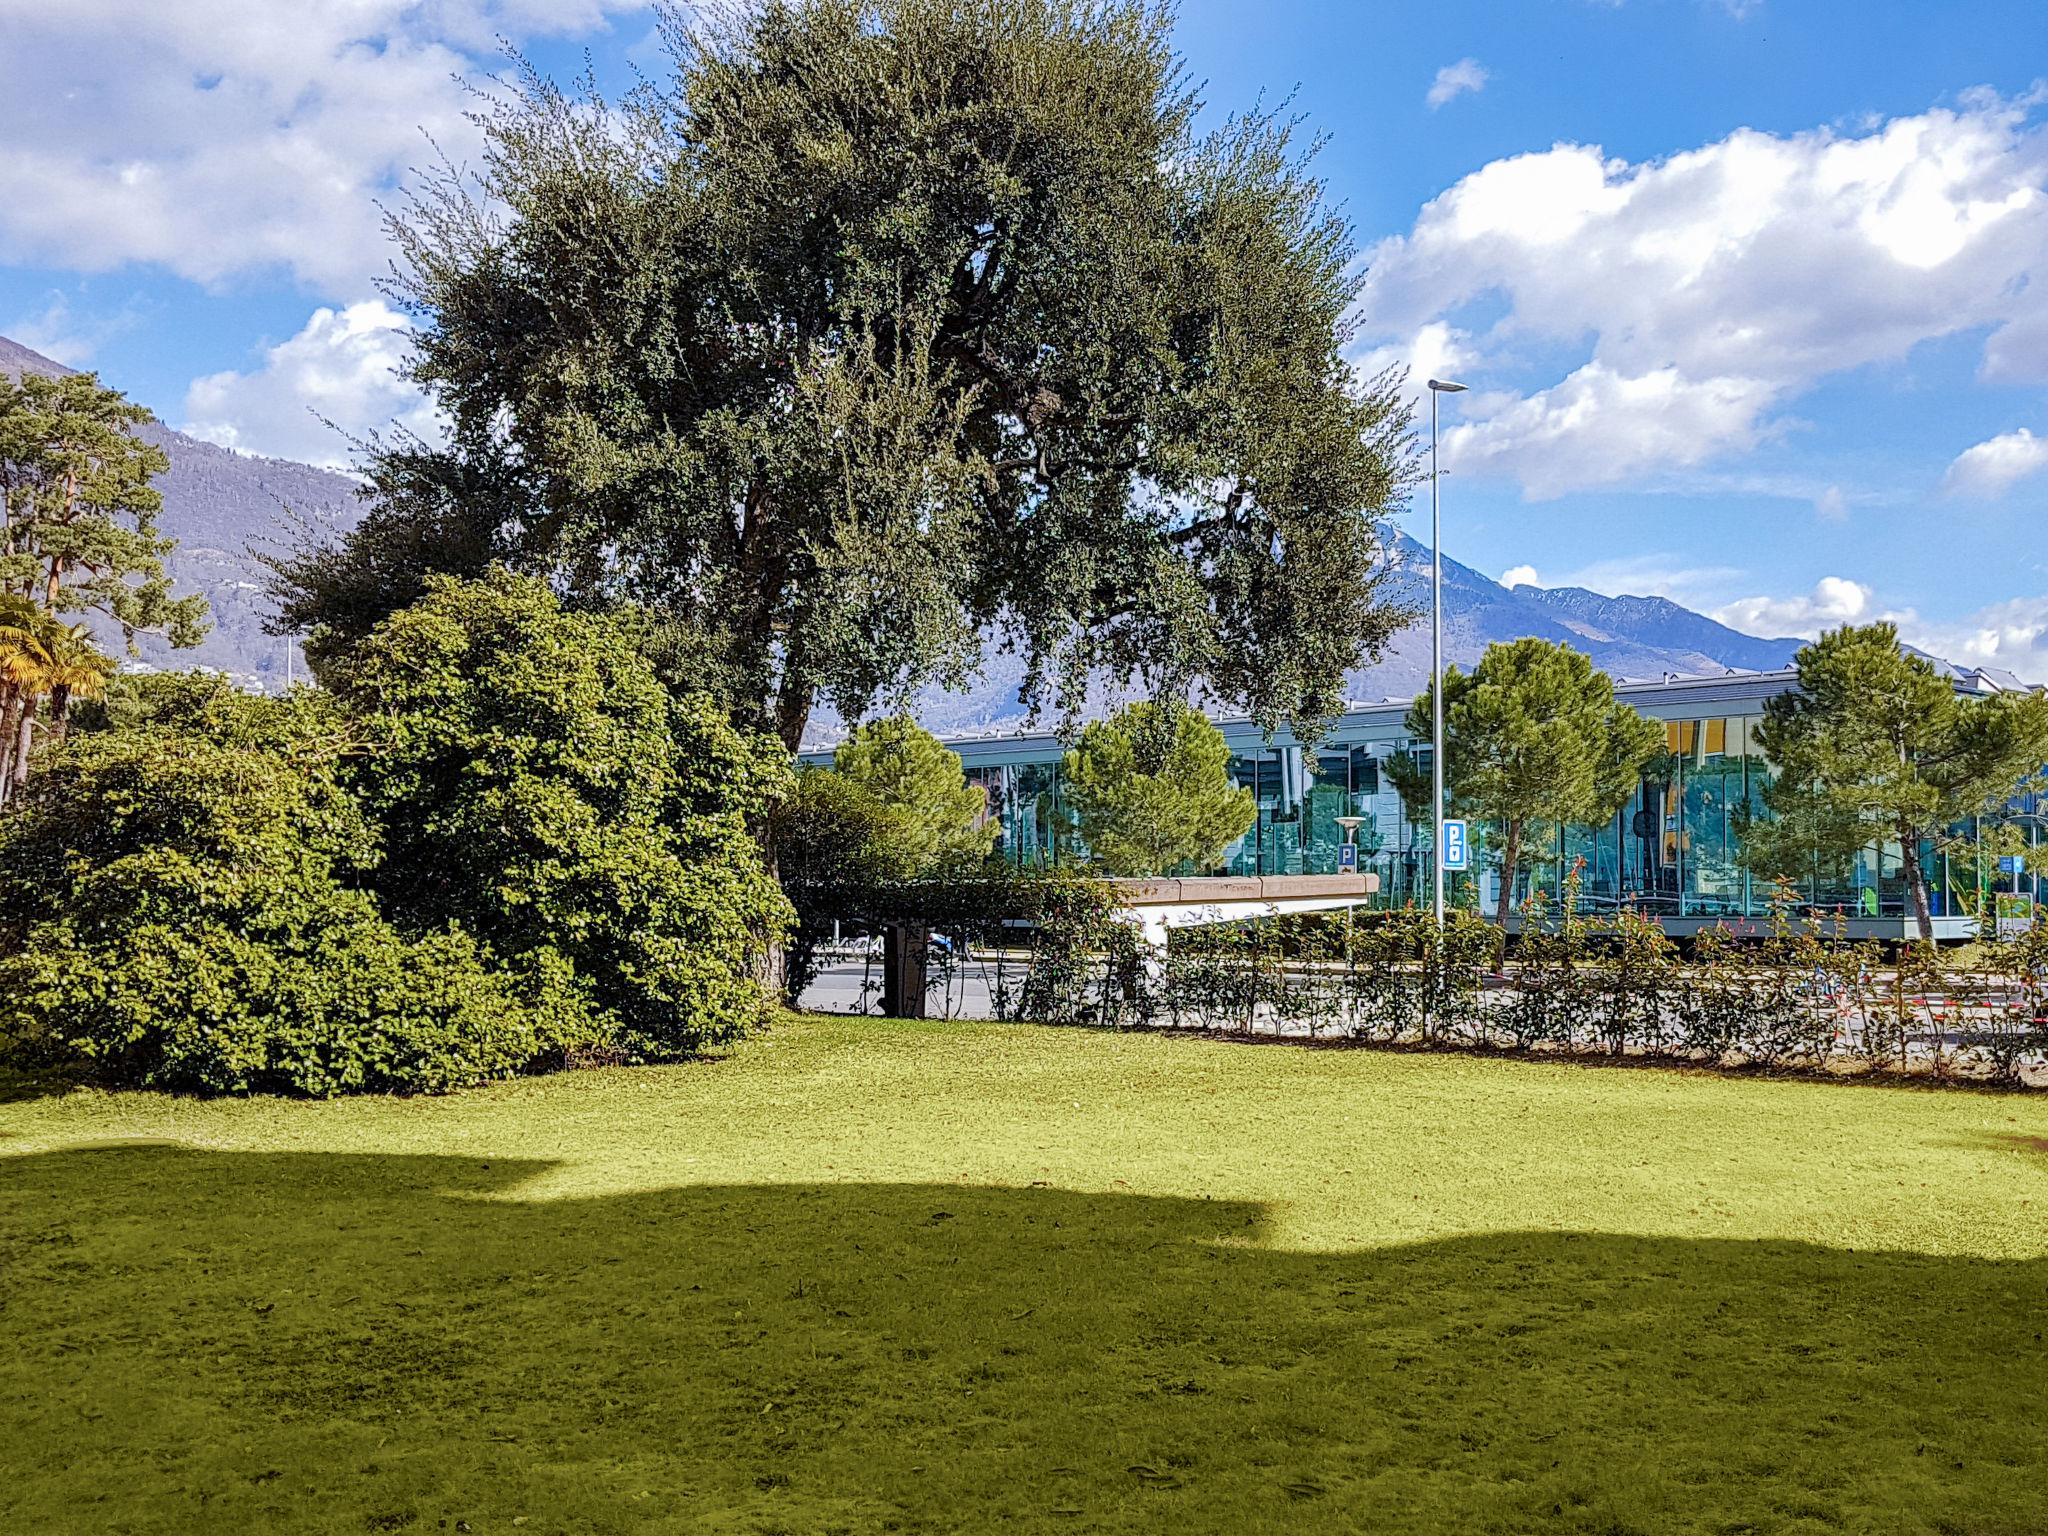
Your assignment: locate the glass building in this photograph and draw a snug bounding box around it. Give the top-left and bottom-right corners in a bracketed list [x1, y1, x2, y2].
[807, 667, 2045, 939]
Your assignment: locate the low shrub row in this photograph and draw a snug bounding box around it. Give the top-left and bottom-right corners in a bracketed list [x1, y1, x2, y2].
[1155, 891, 2048, 1086]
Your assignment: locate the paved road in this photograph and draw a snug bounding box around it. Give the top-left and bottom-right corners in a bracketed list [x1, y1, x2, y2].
[797, 957, 1004, 1018]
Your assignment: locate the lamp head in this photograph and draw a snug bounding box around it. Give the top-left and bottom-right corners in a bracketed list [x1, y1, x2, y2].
[1427, 379, 1468, 393]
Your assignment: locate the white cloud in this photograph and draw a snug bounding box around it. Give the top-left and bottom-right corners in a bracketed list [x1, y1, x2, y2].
[4, 292, 136, 367]
[1500, 564, 1541, 589]
[1940, 427, 2048, 498]
[1549, 554, 1741, 603]
[1427, 58, 1489, 111]
[1906, 594, 2048, 684]
[1713, 576, 1874, 638]
[1357, 93, 2048, 496]
[182, 301, 438, 467]
[1354, 320, 1477, 391]
[1813, 485, 1848, 522]
[0, 1, 643, 291]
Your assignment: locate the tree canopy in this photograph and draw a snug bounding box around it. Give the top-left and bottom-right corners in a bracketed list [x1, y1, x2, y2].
[1059, 701, 1254, 876]
[830, 714, 999, 871]
[1401, 639, 1662, 924]
[1744, 622, 2048, 939]
[0, 372, 197, 799]
[269, 0, 1414, 751]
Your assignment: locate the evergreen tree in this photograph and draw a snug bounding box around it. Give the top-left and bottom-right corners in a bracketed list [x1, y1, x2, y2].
[268, 0, 1414, 752]
[1404, 639, 1662, 926]
[0, 372, 206, 643]
[0, 371, 204, 793]
[1060, 701, 1254, 877]
[1744, 622, 2048, 940]
[831, 714, 999, 872]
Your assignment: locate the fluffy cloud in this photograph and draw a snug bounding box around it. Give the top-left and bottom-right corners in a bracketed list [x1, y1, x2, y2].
[1907, 595, 2048, 684]
[1712, 576, 1874, 638]
[182, 301, 438, 468]
[1354, 320, 1476, 391]
[1499, 564, 1541, 589]
[1705, 576, 2048, 683]
[0, 1, 642, 291]
[1358, 93, 2048, 497]
[1940, 427, 2048, 499]
[1427, 59, 1489, 111]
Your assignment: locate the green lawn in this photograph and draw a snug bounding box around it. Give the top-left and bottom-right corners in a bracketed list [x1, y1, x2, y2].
[5, 1018, 2048, 1535]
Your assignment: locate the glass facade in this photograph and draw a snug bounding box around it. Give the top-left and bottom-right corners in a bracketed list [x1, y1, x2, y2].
[831, 673, 2046, 929]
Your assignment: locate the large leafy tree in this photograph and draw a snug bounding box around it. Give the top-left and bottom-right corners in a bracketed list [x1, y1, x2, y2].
[1743, 622, 2048, 940]
[269, 0, 1413, 752]
[1402, 639, 1662, 926]
[1060, 701, 1253, 876]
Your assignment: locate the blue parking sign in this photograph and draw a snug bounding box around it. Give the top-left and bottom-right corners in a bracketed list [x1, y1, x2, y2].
[2001, 855, 2025, 875]
[1442, 819, 1469, 871]
[1339, 842, 1358, 872]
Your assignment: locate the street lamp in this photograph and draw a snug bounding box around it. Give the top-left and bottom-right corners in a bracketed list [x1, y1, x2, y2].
[1427, 378, 1467, 934]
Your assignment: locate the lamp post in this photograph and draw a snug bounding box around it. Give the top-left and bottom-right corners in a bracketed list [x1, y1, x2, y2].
[1426, 378, 1467, 935]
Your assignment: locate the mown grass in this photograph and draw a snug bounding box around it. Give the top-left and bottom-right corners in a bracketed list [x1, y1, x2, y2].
[4, 1014, 2048, 1535]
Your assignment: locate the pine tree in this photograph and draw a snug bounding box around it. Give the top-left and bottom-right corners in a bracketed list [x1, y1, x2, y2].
[1402, 639, 1662, 926]
[0, 371, 206, 645]
[1060, 702, 1255, 877]
[0, 372, 201, 793]
[831, 714, 1000, 872]
[1745, 622, 2048, 940]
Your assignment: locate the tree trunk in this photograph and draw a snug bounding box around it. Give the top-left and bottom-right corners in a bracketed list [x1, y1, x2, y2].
[1498, 817, 1523, 931]
[48, 682, 72, 747]
[1901, 829, 1934, 943]
[756, 672, 816, 1003]
[0, 687, 16, 802]
[12, 693, 35, 790]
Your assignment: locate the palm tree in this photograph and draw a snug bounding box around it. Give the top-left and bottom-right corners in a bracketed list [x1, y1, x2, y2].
[37, 621, 114, 746]
[0, 597, 52, 802]
[0, 599, 113, 799]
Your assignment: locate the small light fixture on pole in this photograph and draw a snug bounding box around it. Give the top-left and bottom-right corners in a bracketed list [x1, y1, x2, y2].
[1426, 378, 1467, 936]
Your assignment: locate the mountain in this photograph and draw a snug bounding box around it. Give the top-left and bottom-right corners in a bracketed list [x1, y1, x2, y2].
[0, 331, 1808, 719]
[1, 335, 361, 689]
[1513, 585, 1803, 675]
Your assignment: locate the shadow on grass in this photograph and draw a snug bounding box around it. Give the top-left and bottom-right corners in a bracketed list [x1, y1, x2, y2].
[3, 1146, 2045, 1536]
[0, 1065, 81, 1105]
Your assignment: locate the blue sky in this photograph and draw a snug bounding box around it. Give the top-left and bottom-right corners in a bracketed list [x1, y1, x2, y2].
[1, 1, 2045, 671]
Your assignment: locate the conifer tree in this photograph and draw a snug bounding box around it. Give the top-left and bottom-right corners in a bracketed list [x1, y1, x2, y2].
[1060, 701, 1255, 877]
[0, 371, 203, 790]
[1401, 639, 1662, 925]
[1744, 622, 2048, 940]
[0, 372, 206, 644]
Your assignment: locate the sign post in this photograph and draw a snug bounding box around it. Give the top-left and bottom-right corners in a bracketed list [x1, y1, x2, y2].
[1442, 819, 1469, 873]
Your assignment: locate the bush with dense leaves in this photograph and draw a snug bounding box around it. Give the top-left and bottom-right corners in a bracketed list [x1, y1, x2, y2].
[321, 569, 792, 1058]
[0, 576, 794, 1095]
[0, 727, 592, 1095]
